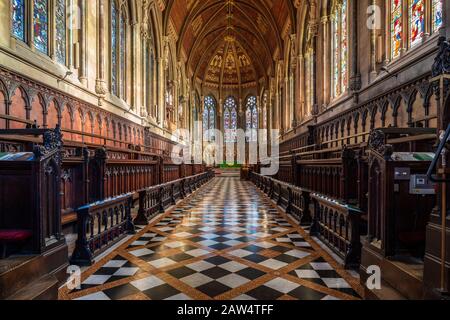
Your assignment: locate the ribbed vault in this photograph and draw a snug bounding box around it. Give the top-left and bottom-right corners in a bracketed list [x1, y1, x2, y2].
[165, 0, 296, 85]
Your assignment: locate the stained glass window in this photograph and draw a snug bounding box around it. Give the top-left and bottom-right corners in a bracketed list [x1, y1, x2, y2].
[392, 0, 403, 59]
[432, 0, 443, 32]
[119, 12, 126, 98]
[409, 0, 425, 47]
[33, 0, 49, 54]
[331, 0, 348, 98]
[55, 0, 67, 65]
[111, 1, 118, 95]
[245, 96, 258, 142]
[12, 0, 25, 41]
[203, 95, 216, 141]
[224, 96, 237, 143]
[332, 17, 339, 97]
[340, 0, 348, 92]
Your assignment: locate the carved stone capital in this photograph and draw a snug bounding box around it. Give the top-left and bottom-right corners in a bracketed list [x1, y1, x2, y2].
[95, 79, 108, 96]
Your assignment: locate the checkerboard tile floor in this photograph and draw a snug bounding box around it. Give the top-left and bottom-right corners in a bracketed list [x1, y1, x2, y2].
[60, 177, 363, 301]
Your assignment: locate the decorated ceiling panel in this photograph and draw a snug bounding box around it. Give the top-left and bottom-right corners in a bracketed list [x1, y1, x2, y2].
[166, 0, 295, 87]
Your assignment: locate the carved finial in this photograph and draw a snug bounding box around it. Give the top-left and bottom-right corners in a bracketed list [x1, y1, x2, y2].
[432, 37, 450, 77]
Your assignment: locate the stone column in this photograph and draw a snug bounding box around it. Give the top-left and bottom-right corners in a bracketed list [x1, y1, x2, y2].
[95, 0, 108, 97]
[158, 57, 165, 127]
[79, 0, 88, 85]
[131, 21, 139, 113]
[445, 0, 450, 38]
[349, 0, 361, 95]
[321, 15, 330, 107]
[298, 54, 304, 120]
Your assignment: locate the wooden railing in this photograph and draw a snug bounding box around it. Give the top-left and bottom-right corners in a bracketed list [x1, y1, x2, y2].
[70, 170, 214, 265]
[132, 171, 214, 227]
[310, 193, 363, 269]
[250, 171, 362, 269]
[70, 194, 135, 266]
[250, 172, 312, 226]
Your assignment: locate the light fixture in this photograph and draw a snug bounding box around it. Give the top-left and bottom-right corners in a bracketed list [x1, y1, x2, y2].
[58, 70, 73, 83]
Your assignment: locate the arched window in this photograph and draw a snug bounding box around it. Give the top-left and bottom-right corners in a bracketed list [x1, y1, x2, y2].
[433, 0, 443, 32]
[111, 1, 127, 99]
[12, 0, 25, 41]
[55, 0, 67, 65]
[203, 95, 216, 141]
[9, 1, 83, 65]
[33, 0, 49, 54]
[245, 96, 258, 142]
[224, 96, 238, 143]
[331, 0, 348, 98]
[409, 0, 425, 48]
[389, 0, 443, 60]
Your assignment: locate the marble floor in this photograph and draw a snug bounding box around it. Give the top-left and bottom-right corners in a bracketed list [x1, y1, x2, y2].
[59, 177, 363, 300]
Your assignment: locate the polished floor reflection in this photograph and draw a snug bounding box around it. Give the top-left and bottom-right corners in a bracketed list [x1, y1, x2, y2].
[59, 177, 363, 300]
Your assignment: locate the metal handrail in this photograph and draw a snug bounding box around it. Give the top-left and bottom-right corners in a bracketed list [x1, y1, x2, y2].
[427, 124, 450, 183]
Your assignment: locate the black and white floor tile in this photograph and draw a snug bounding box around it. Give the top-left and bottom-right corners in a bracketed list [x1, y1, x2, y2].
[61, 177, 362, 301]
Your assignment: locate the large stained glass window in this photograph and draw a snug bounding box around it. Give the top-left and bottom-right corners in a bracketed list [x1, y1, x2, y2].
[245, 96, 258, 142]
[409, 0, 425, 47]
[33, 0, 49, 54]
[331, 0, 348, 98]
[111, 1, 118, 95]
[224, 96, 238, 143]
[119, 12, 126, 98]
[432, 0, 443, 32]
[55, 0, 67, 65]
[12, 0, 25, 41]
[391, 0, 403, 59]
[203, 95, 216, 141]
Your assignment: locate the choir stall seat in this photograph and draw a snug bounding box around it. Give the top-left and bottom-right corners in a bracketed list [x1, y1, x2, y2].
[0, 230, 32, 258]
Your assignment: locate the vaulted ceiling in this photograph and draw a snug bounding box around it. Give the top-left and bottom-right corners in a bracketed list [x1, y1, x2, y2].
[165, 0, 296, 87]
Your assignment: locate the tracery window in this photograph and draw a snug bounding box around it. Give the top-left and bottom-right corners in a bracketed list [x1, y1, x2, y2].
[55, 0, 67, 65]
[224, 96, 238, 143]
[33, 0, 49, 54]
[331, 0, 348, 98]
[12, 0, 25, 41]
[203, 95, 216, 141]
[245, 96, 258, 142]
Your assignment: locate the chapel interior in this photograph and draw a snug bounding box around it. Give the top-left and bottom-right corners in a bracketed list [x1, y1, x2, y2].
[0, 0, 449, 301]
